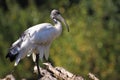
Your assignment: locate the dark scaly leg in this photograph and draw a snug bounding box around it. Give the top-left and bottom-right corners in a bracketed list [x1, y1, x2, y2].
[36, 54, 42, 79]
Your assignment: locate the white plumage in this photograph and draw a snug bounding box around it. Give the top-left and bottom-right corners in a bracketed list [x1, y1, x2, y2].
[6, 9, 69, 77]
[14, 23, 62, 66]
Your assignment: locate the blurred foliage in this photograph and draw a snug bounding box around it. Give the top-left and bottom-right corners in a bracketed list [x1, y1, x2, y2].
[0, 0, 120, 80]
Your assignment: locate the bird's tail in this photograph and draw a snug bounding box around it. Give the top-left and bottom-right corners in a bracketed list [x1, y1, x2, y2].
[6, 39, 22, 62]
[6, 46, 20, 62]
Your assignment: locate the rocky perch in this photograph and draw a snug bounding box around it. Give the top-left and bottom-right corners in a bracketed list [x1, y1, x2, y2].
[0, 63, 99, 80]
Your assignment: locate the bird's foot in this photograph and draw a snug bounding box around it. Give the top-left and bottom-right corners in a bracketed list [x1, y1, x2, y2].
[37, 74, 43, 80]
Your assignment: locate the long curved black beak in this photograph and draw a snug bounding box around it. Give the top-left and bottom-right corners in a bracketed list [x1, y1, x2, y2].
[58, 15, 70, 32]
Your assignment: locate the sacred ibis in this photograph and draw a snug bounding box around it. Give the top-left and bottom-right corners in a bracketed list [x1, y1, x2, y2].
[6, 9, 69, 78]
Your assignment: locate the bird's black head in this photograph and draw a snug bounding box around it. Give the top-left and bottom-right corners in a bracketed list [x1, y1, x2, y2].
[50, 9, 61, 20]
[50, 9, 69, 32]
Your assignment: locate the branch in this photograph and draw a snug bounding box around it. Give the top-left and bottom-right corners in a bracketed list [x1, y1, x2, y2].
[88, 73, 99, 80]
[34, 63, 84, 80]
[1, 63, 100, 80]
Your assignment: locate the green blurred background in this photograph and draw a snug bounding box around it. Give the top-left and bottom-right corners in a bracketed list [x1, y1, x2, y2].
[0, 0, 120, 80]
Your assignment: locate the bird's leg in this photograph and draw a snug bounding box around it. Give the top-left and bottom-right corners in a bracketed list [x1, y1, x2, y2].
[36, 54, 42, 79]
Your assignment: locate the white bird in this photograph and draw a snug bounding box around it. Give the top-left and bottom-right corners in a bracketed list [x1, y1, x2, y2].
[6, 9, 69, 78]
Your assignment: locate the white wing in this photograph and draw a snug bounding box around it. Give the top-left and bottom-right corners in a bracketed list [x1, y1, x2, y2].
[13, 23, 57, 66]
[26, 23, 57, 45]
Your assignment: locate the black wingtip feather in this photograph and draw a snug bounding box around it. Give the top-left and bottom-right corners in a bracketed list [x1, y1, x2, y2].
[6, 52, 18, 62]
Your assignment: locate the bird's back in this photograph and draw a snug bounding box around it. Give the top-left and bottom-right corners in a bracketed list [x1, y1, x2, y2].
[26, 23, 58, 45]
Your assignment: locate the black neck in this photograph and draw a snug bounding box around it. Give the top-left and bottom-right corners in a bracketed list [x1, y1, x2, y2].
[53, 19, 58, 24]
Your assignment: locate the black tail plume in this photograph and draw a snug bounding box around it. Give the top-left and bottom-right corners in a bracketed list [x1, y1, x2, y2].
[6, 51, 18, 62]
[6, 46, 19, 62]
[6, 37, 23, 62]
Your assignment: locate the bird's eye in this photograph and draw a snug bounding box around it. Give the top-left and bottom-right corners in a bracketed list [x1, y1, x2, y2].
[54, 11, 60, 15]
[56, 11, 60, 14]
